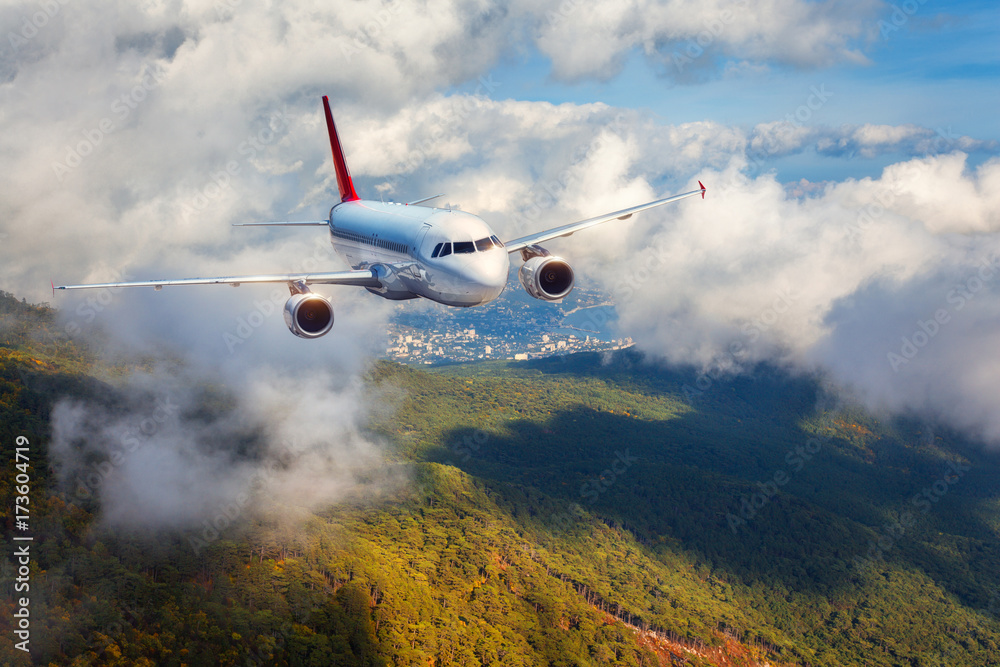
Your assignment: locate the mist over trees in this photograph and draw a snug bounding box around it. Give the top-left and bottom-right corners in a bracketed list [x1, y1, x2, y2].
[2, 291, 999, 666]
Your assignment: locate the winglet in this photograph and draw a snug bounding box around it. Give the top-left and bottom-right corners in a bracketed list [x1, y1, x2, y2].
[322, 96, 360, 203]
[699, 181, 706, 199]
[51, 279, 55, 297]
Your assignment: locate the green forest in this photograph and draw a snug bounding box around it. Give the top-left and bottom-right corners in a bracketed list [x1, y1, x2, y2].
[2, 289, 1000, 666]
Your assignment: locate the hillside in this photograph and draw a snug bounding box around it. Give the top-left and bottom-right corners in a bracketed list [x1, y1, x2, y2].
[2, 290, 1000, 666]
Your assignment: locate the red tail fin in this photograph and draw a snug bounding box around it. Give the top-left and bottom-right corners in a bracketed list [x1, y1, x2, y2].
[322, 96, 359, 203]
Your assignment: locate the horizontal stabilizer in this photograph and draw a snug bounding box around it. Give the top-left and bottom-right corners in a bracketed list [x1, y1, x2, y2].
[407, 193, 446, 206]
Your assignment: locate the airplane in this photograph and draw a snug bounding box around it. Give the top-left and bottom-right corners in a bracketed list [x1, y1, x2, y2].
[55, 96, 705, 339]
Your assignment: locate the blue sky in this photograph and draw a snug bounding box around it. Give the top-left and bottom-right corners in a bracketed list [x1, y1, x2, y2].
[457, 0, 999, 182]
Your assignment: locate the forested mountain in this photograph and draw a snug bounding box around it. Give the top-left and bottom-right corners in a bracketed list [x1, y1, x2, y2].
[2, 290, 999, 666]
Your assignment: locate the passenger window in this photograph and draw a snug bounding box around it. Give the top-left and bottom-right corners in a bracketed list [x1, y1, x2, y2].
[475, 237, 493, 251]
[431, 242, 443, 258]
[439, 243, 452, 257]
[453, 241, 475, 254]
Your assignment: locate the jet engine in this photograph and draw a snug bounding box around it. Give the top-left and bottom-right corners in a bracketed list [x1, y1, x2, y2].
[283, 292, 334, 338]
[519, 255, 575, 301]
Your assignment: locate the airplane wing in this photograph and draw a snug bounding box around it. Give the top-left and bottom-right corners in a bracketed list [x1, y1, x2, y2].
[231, 221, 329, 227]
[503, 182, 705, 254]
[53, 269, 381, 291]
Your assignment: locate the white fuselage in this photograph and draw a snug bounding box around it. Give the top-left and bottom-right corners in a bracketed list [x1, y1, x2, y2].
[328, 200, 509, 307]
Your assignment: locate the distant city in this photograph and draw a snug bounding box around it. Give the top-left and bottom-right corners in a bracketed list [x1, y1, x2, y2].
[383, 276, 633, 364]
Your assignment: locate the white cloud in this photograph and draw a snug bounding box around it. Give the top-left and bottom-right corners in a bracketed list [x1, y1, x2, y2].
[535, 0, 880, 81]
[750, 122, 998, 163]
[599, 153, 1000, 445]
[49, 363, 402, 531]
[814, 124, 998, 159]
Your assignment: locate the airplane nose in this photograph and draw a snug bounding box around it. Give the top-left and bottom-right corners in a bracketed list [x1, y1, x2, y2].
[481, 253, 510, 286]
[461, 252, 508, 296]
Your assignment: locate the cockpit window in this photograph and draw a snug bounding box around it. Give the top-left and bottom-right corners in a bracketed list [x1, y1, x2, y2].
[433, 237, 501, 257]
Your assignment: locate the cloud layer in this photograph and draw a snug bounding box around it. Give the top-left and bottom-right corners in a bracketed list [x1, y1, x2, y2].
[49, 361, 401, 533]
[4, 0, 1000, 534]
